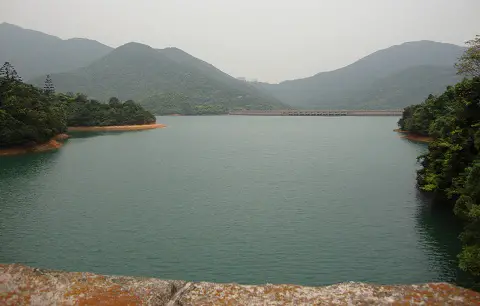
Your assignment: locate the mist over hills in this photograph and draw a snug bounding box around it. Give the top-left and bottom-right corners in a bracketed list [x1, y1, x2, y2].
[0, 23, 466, 112]
[29, 42, 285, 112]
[0, 23, 285, 113]
[0, 23, 112, 80]
[255, 41, 465, 109]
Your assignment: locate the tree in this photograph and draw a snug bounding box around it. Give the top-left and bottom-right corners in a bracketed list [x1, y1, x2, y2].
[44, 75, 55, 95]
[0, 70, 156, 148]
[108, 96, 120, 106]
[0, 78, 67, 148]
[399, 75, 480, 278]
[74, 93, 88, 103]
[456, 35, 480, 77]
[0, 62, 22, 107]
[457, 160, 480, 276]
[67, 96, 155, 127]
[398, 37, 480, 277]
[0, 62, 22, 83]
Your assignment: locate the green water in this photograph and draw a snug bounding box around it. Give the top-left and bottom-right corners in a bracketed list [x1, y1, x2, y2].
[0, 116, 467, 286]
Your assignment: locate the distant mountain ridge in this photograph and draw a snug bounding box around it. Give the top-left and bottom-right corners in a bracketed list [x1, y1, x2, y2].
[29, 42, 285, 111]
[0, 23, 285, 112]
[0, 23, 112, 79]
[0, 23, 467, 111]
[255, 41, 466, 109]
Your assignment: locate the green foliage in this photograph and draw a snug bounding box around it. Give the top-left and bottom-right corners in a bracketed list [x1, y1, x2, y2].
[30, 43, 285, 113]
[44, 75, 55, 95]
[0, 61, 22, 82]
[108, 97, 120, 106]
[0, 63, 156, 148]
[0, 75, 66, 147]
[459, 245, 480, 276]
[63, 94, 156, 127]
[399, 76, 480, 276]
[140, 93, 227, 115]
[401, 36, 480, 277]
[455, 35, 480, 78]
[455, 160, 480, 276]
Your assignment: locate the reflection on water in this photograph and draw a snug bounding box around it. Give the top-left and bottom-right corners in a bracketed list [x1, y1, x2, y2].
[67, 130, 146, 139]
[0, 152, 61, 253]
[0, 117, 477, 287]
[0, 151, 60, 181]
[415, 190, 478, 289]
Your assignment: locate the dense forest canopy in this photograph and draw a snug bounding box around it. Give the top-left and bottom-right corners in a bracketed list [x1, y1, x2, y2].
[64, 94, 155, 127]
[398, 36, 480, 277]
[0, 62, 155, 148]
[0, 62, 67, 148]
[140, 93, 227, 115]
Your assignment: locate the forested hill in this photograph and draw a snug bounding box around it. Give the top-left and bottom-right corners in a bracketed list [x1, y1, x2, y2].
[397, 36, 480, 279]
[0, 23, 284, 114]
[0, 62, 155, 149]
[256, 41, 465, 109]
[29, 43, 285, 114]
[0, 23, 112, 80]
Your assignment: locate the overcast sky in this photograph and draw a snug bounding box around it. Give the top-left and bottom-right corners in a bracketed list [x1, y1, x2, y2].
[1, 0, 479, 83]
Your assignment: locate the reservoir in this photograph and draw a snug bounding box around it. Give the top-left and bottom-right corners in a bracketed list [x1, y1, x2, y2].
[0, 116, 468, 286]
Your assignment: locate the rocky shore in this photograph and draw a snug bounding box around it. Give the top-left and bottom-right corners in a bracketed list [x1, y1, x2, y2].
[394, 129, 433, 143]
[0, 124, 166, 157]
[0, 134, 69, 157]
[1, 264, 479, 305]
[68, 124, 166, 132]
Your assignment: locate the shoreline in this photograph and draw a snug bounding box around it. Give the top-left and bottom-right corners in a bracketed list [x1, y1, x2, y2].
[0, 134, 69, 157]
[394, 129, 433, 143]
[1, 264, 479, 305]
[68, 123, 166, 132]
[0, 123, 166, 157]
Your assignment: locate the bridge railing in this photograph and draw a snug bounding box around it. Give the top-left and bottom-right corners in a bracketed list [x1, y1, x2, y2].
[229, 109, 403, 116]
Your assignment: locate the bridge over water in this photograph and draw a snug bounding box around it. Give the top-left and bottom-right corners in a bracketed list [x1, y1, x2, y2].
[229, 109, 403, 116]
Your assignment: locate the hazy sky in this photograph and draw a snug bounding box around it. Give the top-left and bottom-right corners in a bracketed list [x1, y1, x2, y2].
[1, 0, 479, 82]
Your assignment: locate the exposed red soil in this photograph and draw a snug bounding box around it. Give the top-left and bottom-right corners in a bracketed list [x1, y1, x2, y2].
[0, 138, 63, 156]
[67, 123, 166, 132]
[394, 129, 433, 143]
[54, 133, 70, 141]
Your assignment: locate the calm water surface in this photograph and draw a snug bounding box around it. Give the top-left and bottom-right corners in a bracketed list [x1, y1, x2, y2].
[0, 116, 467, 286]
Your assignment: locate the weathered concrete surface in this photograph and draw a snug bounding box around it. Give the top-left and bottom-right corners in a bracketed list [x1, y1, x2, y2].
[0, 264, 185, 305]
[1, 264, 480, 305]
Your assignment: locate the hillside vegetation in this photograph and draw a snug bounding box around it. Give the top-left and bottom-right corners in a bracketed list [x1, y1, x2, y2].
[0, 23, 284, 115]
[30, 43, 285, 114]
[398, 36, 480, 277]
[0, 65, 66, 147]
[65, 95, 155, 127]
[0, 63, 155, 148]
[1, 23, 465, 112]
[257, 41, 465, 109]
